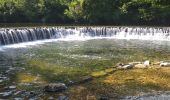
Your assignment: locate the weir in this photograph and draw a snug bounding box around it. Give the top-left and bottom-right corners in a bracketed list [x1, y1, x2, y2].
[0, 27, 170, 45]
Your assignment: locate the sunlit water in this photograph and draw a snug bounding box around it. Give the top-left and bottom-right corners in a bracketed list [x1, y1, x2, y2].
[1, 39, 170, 99]
[1, 39, 170, 69]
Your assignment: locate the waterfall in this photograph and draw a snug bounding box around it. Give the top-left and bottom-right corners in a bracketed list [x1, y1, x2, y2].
[0, 27, 170, 45]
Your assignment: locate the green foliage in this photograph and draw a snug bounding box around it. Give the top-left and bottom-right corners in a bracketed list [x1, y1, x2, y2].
[64, 0, 84, 23]
[0, 0, 170, 25]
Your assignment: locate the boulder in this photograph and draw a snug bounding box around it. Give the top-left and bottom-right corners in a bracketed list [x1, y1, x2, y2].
[144, 60, 150, 66]
[160, 62, 170, 67]
[129, 62, 142, 66]
[44, 83, 67, 92]
[134, 64, 147, 69]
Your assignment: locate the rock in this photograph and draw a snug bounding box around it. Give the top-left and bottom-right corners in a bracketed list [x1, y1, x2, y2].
[160, 62, 170, 67]
[0, 91, 13, 97]
[116, 63, 124, 67]
[153, 61, 161, 65]
[14, 98, 23, 100]
[9, 86, 16, 89]
[74, 76, 93, 85]
[0, 80, 3, 83]
[58, 95, 69, 100]
[14, 91, 22, 95]
[129, 62, 142, 65]
[134, 64, 147, 69]
[48, 96, 54, 100]
[44, 83, 67, 92]
[144, 60, 150, 66]
[4, 86, 16, 90]
[121, 64, 134, 69]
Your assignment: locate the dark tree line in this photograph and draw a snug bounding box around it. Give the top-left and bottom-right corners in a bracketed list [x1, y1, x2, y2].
[0, 0, 170, 25]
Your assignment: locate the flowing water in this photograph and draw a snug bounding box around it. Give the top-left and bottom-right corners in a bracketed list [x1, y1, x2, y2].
[1, 26, 170, 99]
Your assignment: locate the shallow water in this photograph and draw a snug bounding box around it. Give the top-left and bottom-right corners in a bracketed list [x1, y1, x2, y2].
[1, 39, 170, 99]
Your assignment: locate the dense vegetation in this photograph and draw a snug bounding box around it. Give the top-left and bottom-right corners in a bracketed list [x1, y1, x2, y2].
[0, 0, 170, 25]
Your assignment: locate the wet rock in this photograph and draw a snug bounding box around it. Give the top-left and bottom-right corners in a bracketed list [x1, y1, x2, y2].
[44, 83, 67, 92]
[14, 98, 23, 100]
[134, 64, 147, 69]
[9, 86, 16, 89]
[14, 91, 22, 95]
[58, 95, 69, 100]
[144, 60, 150, 66]
[0, 91, 13, 97]
[4, 86, 16, 90]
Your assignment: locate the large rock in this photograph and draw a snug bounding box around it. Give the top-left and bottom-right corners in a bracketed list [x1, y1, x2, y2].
[144, 60, 150, 66]
[160, 62, 170, 67]
[129, 62, 142, 66]
[134, 64, 147, 69]
[44, 83, 67, 92]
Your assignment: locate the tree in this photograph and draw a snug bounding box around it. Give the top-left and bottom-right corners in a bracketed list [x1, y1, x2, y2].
[64, 0, 84, 23]
[82, 0, 121, 24]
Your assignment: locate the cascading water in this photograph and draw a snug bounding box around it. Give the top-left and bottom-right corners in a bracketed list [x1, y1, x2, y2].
[0, 27, 170, 45]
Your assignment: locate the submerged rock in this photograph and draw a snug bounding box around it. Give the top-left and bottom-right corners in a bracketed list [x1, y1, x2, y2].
[44, 83, 67, 92]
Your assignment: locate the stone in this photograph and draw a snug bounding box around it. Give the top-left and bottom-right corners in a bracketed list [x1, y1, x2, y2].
[9, 86, 16, 89]
[58, 95, 69, 100]
[116, 63, 124, 67]
[74, 76, 93, 85]
[48, 96, 54, 100]
[129, 62, 142, 65]
[0, 80, 3, 83]
[44, 83, 67, 92]
[4, 86, 16, 90]
[144, 60, 150, 66]
[134, 64, 147, 69]
[160, 62, 170, 67]
[153, 61, 161, 65]
[14, 98, 23, 100]
[0, 91, 13, 97]
[122, 64, 134, 69]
